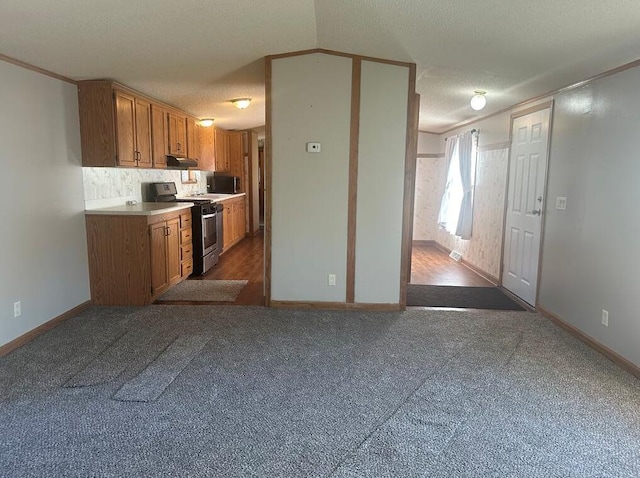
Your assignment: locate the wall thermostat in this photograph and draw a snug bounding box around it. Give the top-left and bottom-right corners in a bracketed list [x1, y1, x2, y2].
[306, 142, 321, 153]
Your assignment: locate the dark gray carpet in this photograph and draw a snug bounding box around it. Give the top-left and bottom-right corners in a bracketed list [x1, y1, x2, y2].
[1, 305, 639, 477]
[156, 279, 247, 302]
[114, 335, 210, 402]
[407, 284, 526, 310]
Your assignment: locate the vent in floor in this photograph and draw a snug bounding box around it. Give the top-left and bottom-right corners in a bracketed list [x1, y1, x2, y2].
[449, 250, 462, 262]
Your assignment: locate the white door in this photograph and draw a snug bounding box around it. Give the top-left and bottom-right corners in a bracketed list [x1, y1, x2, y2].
[502, 107, 551, 305]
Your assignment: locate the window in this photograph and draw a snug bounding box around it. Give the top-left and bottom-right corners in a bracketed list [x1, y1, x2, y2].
[437, 130, 477, 239]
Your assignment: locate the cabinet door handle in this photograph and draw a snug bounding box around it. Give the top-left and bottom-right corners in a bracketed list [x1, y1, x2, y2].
[177, 142, 181, 151]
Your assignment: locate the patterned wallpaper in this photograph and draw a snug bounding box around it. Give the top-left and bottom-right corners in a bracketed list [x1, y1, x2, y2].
[413, 148, 509, 279]
[82, 167, 213, 209]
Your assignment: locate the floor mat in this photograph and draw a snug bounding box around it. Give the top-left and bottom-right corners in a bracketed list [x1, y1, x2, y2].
[407, 285, 526, 310]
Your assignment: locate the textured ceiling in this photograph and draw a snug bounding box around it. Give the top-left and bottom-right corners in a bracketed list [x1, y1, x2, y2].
[2, 0, 640, 132]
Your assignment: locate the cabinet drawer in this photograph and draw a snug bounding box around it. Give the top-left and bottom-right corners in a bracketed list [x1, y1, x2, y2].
[181, 259, 193, 277]
[180, 228, 192, 244]
[181, 244, 193, 262]
[180, 213, 192, 229]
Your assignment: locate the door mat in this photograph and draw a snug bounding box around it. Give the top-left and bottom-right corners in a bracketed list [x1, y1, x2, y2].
[407, 285, 526, 310]
[156, 280, 248, 302]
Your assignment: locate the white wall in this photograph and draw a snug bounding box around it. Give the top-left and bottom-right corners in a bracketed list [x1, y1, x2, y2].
[0, 61, 90, 347]
[270, 53, 352, 302]
[355, 60, 409, 303]
[539, 68, 640, 367]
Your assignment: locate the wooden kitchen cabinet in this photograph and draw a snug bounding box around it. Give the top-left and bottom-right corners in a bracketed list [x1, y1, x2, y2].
[220, 196, 246, 253]
[179, 211, 193, 277]
[151, 104, 168, 168]
[149, 217, 181, 296]
[113, 90, 152, 167]
[168, 112, 187, 156]
[85, 208, 192, 305]
[215, 127, 230, 172]
[228, 132, 243, 178]
[186, 117, 201, 161]
[198, 125, 216, 170]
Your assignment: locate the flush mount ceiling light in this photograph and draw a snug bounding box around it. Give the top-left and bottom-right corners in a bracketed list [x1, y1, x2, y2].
[198, 118, 215, 127]
[231, 98, 252, 109]
[470, 90, 487, 111]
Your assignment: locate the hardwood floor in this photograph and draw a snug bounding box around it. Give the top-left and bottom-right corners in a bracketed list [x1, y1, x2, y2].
[171, 232, 265, 306]
[411, 244, 494, 287]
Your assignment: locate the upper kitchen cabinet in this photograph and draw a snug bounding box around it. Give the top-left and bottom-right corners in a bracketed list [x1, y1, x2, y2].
[228, 131, 243, 179]
[167, 112, 187, 157]
[186, 116, 201, 162]
[198, 125, 216, 171]
[151, 103, 168, 168]
[215, 127, 230, 172]
[78, 81, 154, 168]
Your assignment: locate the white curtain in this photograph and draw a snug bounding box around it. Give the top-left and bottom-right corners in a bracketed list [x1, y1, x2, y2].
[455, 131, 475, 239]
[437, 135, 461, 234]
[437, 130, 477, 238]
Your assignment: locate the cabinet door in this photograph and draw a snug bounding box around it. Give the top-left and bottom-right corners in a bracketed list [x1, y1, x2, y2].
[229, 132, 243, 180]
[150, 222, 169, 295]
[186, 117, 200, 161]
[151, 105, 167, 168]
[235, 200, 245, 242]
[166, 218, 181, 285]
[215, 128, 229, 171]
[223, 203, 233, 249]
[168, 113, 187, 156]
[198, 125, 215, 170]
[114, 91, 137, 167]
[135, 98, 152, 168]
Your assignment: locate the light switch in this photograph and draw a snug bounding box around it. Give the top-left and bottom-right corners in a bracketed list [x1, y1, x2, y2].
[306, 142, 321, 153]
[555, 197, 567, 210]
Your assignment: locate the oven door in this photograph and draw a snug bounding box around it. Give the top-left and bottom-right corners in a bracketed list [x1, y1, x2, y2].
[202, 212, 219, 256]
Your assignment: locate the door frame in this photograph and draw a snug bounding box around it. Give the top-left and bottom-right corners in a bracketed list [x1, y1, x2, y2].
[499, 100, 555, 308]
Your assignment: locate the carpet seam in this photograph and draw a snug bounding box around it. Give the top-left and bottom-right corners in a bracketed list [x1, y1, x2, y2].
[324, 340, 473, 477]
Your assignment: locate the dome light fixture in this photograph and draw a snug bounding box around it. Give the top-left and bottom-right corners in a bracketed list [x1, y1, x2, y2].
[198, 118, 215, 127]
[470, 90, 487, 111]
[231, 98, 252, 109]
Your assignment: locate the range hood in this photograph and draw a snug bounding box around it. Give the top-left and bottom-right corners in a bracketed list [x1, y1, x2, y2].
[166, 155, 198, 169]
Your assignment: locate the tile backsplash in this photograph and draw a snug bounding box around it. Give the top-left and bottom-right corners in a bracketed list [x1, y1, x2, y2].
[82, 167, 213, 209]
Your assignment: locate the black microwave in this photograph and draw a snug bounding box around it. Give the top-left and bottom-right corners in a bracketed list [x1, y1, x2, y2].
[211, 174, 240, 193]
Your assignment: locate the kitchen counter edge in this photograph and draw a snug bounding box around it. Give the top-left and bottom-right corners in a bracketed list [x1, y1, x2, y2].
[85, 202, 195, 216]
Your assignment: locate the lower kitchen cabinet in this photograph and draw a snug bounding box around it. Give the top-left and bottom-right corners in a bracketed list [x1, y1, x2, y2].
[220, 196, 246, 254]
[149, 217, 181, 297]
[85, 208, 192, 305]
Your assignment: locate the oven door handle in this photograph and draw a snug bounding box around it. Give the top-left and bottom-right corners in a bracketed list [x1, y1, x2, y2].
[202, 213, 216, 219]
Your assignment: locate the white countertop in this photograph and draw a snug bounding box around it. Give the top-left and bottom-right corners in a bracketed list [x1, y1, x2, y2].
[177, 193, 246, 203]
[85, 202, 195, 216]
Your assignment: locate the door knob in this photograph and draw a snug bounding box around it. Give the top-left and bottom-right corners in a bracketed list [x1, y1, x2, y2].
[532, 209, 542, 215]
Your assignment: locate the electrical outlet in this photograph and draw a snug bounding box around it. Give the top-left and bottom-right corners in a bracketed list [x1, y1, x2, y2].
[328, 274, 336, 286]
[601, 309, 609, 327]
[13, 301, 21, 317]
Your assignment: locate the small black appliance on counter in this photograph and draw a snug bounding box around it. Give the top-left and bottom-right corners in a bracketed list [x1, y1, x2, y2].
[210, 173, 241, 193]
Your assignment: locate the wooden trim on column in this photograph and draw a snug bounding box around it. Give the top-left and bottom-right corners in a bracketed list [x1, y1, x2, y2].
[267, 48, 414, 68]
[346, 59, 362, 303]
[0, 301, 92, 357]
[0, 53, 76, 85]
[538, 306, 640, 380]
[264, 56, 273, 306]
[399, 65, 419, 309]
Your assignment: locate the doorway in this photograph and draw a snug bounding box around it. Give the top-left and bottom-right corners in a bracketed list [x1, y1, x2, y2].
[501, 106, 552, 306]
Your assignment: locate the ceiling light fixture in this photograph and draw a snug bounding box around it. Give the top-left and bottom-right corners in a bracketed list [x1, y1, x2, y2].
[198, 118, 215, 127]
[231, 98, 252, 109]
[470, 90, 487, 111]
